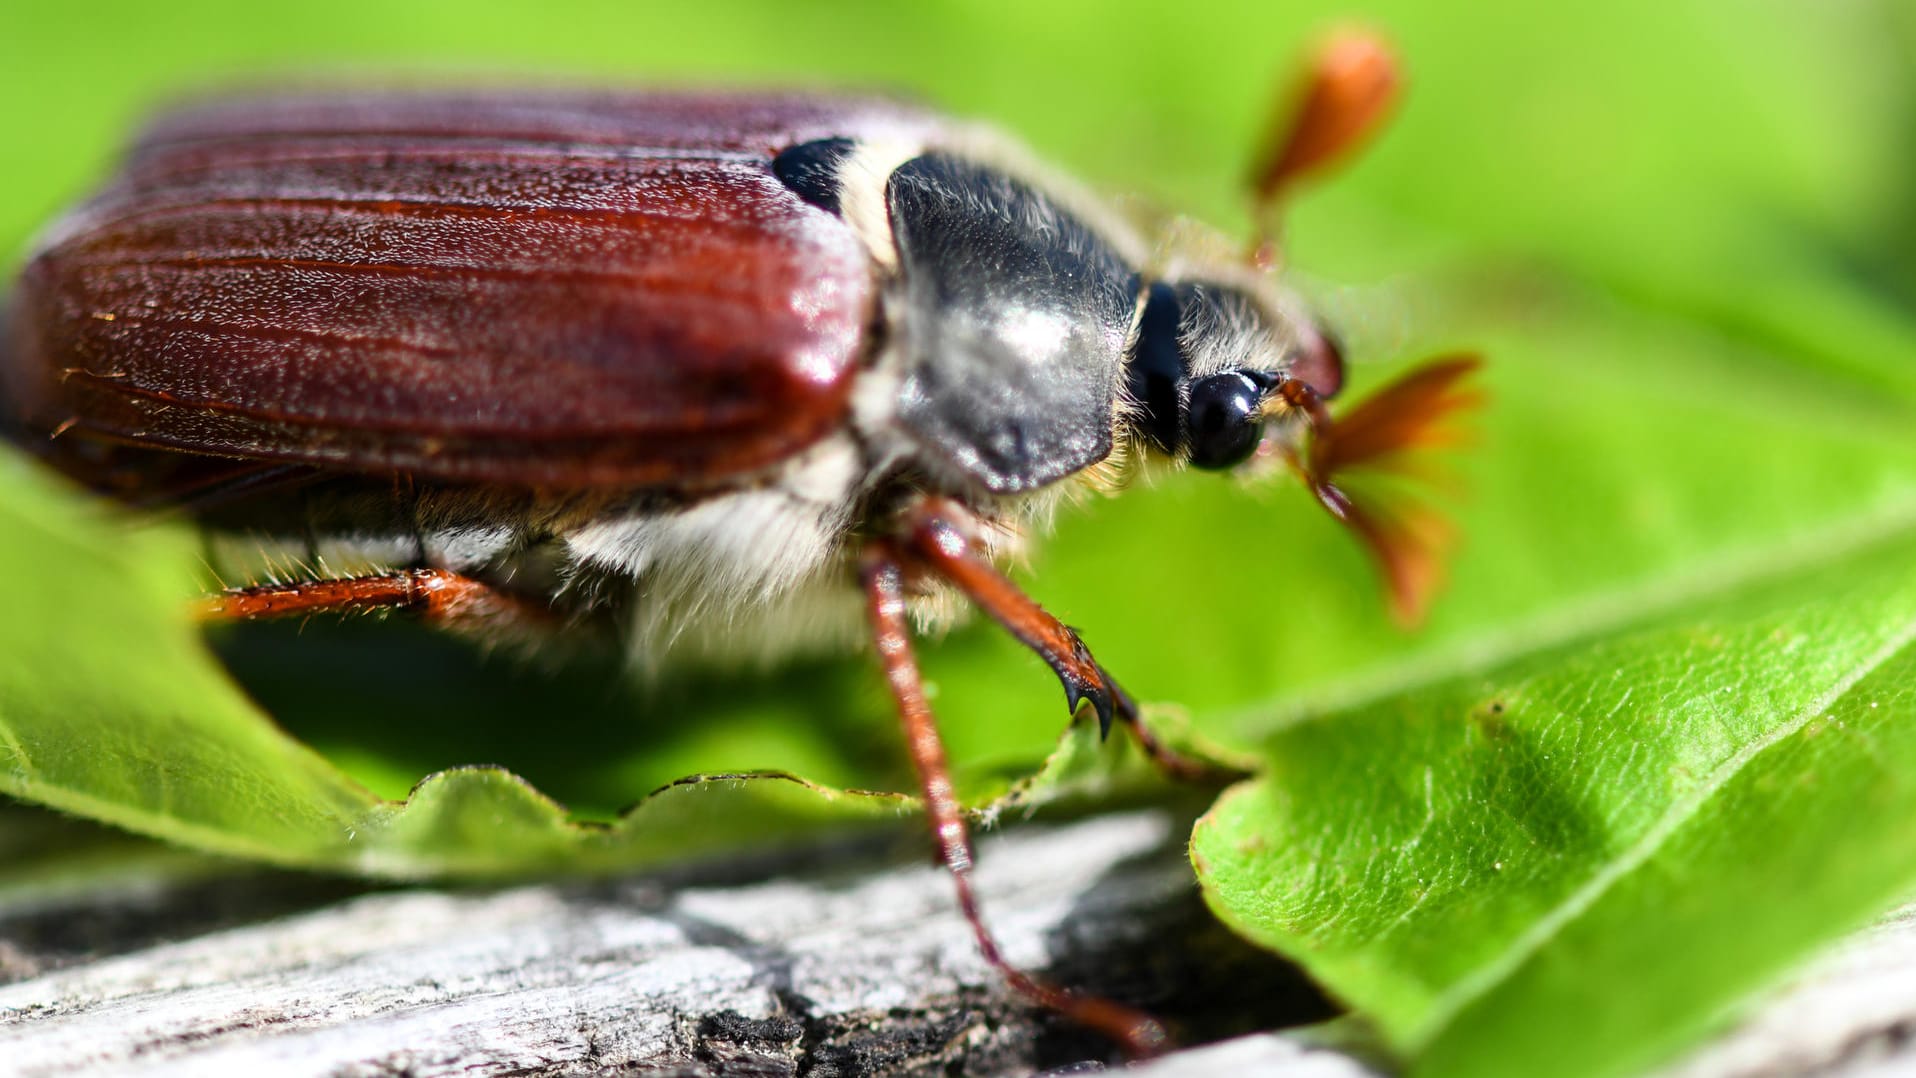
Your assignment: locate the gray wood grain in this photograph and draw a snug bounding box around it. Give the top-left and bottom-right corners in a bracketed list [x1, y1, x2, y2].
[7, 804, 1913, 1077]
[0, 809, 1327, 1077]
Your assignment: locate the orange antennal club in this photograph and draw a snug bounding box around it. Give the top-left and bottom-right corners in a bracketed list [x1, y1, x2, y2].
[1269, 354, 1483, 625]
[1251, 28, 1403, 208]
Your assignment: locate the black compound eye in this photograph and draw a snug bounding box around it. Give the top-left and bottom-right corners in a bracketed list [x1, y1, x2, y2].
[1185, 371, 1266, 470]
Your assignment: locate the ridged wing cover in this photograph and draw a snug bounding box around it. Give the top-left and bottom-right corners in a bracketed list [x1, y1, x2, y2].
[3, 91, 935, 489]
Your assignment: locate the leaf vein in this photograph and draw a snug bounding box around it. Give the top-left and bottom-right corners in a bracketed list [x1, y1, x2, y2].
[1403, 614, 1916, 1049]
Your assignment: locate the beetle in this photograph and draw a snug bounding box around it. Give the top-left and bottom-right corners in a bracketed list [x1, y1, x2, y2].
[0, 31, 1476, 1055]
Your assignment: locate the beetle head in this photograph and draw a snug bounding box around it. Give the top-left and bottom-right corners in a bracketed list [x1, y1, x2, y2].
[1123, 278, 1341, 472]
[1123, 273, 1481, 626]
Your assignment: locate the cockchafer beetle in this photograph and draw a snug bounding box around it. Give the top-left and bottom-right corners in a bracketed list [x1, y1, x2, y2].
[0, 31, 1477, 1054]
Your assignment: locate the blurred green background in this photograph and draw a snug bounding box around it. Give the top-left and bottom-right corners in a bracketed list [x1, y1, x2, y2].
[7, 3, 1916, 1076]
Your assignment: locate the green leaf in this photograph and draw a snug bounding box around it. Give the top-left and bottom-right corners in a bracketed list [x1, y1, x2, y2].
[1196, 530, 1916, 1077]
[1174, 2, 1916, 1074]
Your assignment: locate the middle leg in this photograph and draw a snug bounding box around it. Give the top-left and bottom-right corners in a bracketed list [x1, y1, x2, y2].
[860, 539, 1168, 1056]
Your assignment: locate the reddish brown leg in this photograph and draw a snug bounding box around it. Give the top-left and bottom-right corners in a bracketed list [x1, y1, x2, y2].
[196, 568, 548, 632]
[898, 498, 1230, 784]
[860, 542, 1169, 1058]
[900, 500, 1118, 732]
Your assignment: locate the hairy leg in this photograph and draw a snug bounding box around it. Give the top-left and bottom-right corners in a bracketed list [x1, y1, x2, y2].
[197, 568, 551, 634]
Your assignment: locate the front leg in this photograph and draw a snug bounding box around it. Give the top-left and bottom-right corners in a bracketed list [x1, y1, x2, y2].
[900, 499, 1121, 734]
[896, 497, 1233, 783]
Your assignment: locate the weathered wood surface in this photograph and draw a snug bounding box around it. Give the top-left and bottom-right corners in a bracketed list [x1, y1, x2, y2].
[2, 805, 1913, 1077]
[0, 809, 1331, 1076]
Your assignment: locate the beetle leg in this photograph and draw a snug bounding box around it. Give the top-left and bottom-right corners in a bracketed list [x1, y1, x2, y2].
[195, 568, 549, 633]
[1100, 677, 1247, 785]
[860, 542, 1169, 1058]
[896, 498, 1231, 783]
[899, 499, 1119, 735]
